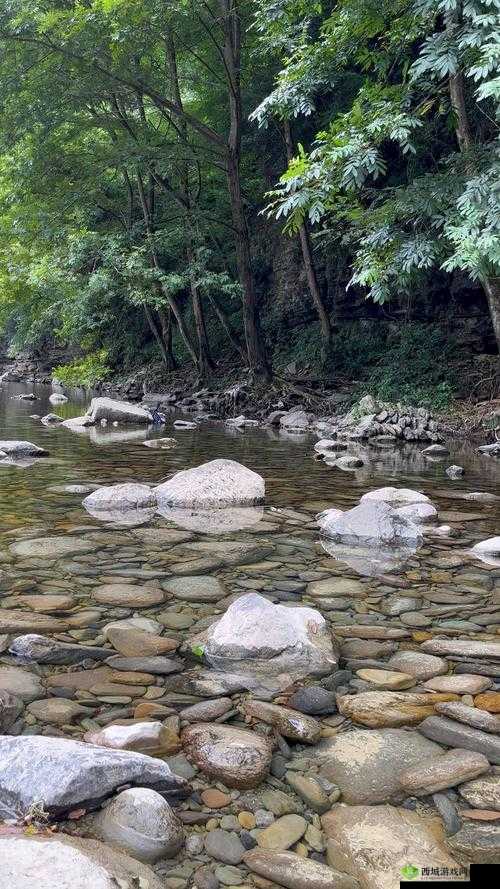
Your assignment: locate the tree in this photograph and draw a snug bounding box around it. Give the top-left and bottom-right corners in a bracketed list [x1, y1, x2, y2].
[259, 0, 500, 351]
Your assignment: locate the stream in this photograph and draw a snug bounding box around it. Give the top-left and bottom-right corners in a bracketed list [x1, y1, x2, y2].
[0, 381, 499, 882]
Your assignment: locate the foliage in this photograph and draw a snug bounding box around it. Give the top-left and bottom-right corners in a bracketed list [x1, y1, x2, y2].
[53, 350, 111, 388]
[0, 0, 497, 395]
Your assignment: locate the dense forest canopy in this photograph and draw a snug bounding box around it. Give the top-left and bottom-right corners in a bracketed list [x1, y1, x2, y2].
[0, 0, 498, 398]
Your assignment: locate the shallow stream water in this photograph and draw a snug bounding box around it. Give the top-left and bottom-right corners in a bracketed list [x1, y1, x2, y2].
[1, 381, 500, 876]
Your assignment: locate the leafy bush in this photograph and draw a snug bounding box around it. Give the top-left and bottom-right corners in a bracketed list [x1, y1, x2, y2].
[53, 350, 111, 388]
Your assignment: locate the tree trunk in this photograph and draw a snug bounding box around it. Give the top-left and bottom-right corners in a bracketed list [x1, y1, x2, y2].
[446, 8, 498, 352]
[482, 276, 500, 352]
[208, 292, 245, 358]
[166, 30, 215, 377]
[159, 308, 177, 370]
[136, 170, 200, 367]
[219, 0, 271, 380]
[283, 121, 332, 357]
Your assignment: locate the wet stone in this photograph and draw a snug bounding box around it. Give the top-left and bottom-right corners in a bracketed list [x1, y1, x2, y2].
[204, 830, 246, 865]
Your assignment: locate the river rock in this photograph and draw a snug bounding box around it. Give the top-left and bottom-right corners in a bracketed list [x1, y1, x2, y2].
[95, 787, 183, 862]
[0, 666, 43, 702]
[257, 814, 307, 851]
[475, 692, 500, 713]
[180, 698, 233, 722]
[163, 575, 226, 602]
[355, 668, 415, 690]
[0, 834, 165, 889]
[49, 392, 68, 404]
[421, 638, 500, 659]
[360, 487, 431, 506]
[285, 773, 331, 814]
[243, 848, 358, 889]
[4, 593, 75, 612]
[199, 593, 337, 680]
[387, 650, 448, 680]
[435, 701, 500, 734]
[242, 700, 321, 743]
[471, 537, 500, 563]
[41, 413, 63, 424]
[280, 411, 312, 431]
[27, 697, 91, 725]
[92, 583, 165, 607]
[182, 723, 272, 789]
[9, 535, 95, 558]
[9, 634, 110, 664]
[398, 748, 490, 795]
[394, 502, 438, 523]
[204, 829, 246, 864]
[86, 397, 152, 424]
[323, 804, 460, 889]
[0, 735, 188, 817]
[105, 655, 182, 674]
[84, 721, 181, 756]
[155, 457, 264, 509]
[337, 691, 458, 727]
[83, 483, 156, 513]
[419, 716, 500, 764]
[317, 728, 442, 805]
[0, 610, 69, 634]
[0, 440, 48, 457]
[318, 501, 422, 545]
[447, 821, 500, 864]
[459, 774, 500, 810]
[424, 675, 492, 694]
[0, 690, 23, 730]
[143, 437, 177, 448]
[287, 686, 337, 714]
[107, 626, 178, 656]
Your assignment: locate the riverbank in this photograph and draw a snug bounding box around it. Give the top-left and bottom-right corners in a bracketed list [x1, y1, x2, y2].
[0, 382, 500, 883]
[1, 356, 499, 445]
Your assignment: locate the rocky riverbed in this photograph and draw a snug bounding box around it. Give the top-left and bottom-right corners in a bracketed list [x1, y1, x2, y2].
[0, 383, 499, 887]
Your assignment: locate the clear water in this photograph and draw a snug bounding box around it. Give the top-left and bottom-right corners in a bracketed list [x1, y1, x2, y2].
[1, 381, 499, 535]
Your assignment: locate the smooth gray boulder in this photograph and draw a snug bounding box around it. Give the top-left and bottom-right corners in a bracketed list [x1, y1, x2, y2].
[0, 834, 165, 889]
[0, 735, 189, 818]
[86, 397, 152, 424]
[49, 392, 68, 404]
[155, 458, 264, 508]
[0, 440, 48, 457]
[83, 483, 156, 512]
[280, 411, 312, 431]
[360, 487, 430, 506]
[94, 787, 183, 862]
[319, 500, 422, 545]
[197, 592, 337, 681]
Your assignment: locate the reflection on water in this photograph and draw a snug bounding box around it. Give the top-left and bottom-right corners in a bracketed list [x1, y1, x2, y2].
[320, 537, 420, 577]
[156, 504, 265, 534]
[0, 379, 499, 546]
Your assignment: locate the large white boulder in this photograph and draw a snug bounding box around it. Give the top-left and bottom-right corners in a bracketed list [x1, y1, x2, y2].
[360, 487, 430, 507]
[319, 500, 422, 545]
[86, 397, 152, 424]
[49, 392, 68, 405]
[198, 592, 337, 680]
[154, 458, 264, 508]
[470, 536, 500, 567]
[0, 735, 188, 818]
